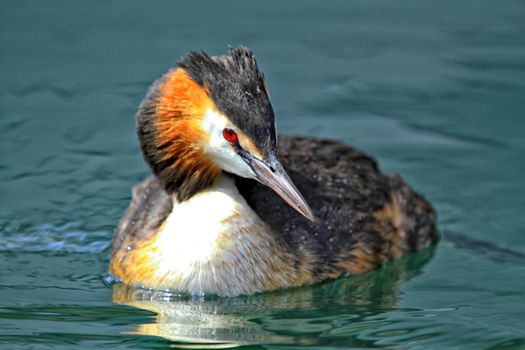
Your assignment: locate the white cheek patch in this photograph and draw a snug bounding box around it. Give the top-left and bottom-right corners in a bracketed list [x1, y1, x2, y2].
[201, 109, 256, 179]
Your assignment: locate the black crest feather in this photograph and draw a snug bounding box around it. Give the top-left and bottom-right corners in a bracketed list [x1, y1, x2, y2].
[177, 46, 277, 158]
[177, 46, 266, 89]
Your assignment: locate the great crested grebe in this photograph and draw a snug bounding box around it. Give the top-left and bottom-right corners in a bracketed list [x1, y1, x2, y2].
[110, 46, 436, 297]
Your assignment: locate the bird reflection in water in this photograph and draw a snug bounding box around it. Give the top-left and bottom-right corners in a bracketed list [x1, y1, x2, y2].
[112, 248, 435, 348]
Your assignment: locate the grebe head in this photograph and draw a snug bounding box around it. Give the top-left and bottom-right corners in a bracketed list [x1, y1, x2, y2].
[137, 46, 314, 221]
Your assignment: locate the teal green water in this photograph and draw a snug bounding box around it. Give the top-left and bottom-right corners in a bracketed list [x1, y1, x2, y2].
[1, 1, 525, 349]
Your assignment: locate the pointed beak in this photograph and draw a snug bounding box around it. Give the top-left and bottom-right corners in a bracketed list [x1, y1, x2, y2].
[247, 155, 315, 221]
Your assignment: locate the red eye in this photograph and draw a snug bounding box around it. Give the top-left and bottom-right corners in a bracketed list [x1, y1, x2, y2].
[222, 128, 238, 144]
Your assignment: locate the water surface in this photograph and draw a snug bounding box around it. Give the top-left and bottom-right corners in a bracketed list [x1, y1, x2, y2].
[1, 1, 525, 349]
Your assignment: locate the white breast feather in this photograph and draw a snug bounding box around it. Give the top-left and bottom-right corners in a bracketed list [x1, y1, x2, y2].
[147, 174, 270, 295]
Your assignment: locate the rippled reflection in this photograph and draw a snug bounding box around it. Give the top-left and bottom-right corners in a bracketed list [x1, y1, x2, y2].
[112, 248, 435, 348]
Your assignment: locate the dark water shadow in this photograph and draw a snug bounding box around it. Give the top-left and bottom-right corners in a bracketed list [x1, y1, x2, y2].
[112, 248, 435, 349]
[441, 230, 525, 265]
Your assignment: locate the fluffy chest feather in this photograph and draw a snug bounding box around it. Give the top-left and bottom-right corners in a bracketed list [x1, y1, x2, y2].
[120, 175, 307, 296]
[151, 175, 257, 274]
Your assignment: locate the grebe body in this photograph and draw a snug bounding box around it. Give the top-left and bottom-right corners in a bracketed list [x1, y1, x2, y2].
[110, 47, 436, 297]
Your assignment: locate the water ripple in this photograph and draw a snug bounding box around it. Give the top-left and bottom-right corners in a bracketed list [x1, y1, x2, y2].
[0, 222, 111, 254]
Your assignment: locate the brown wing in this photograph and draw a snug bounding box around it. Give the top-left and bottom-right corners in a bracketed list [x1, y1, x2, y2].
[111, 176, 173, 254]
[237, 135, 437, 277]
